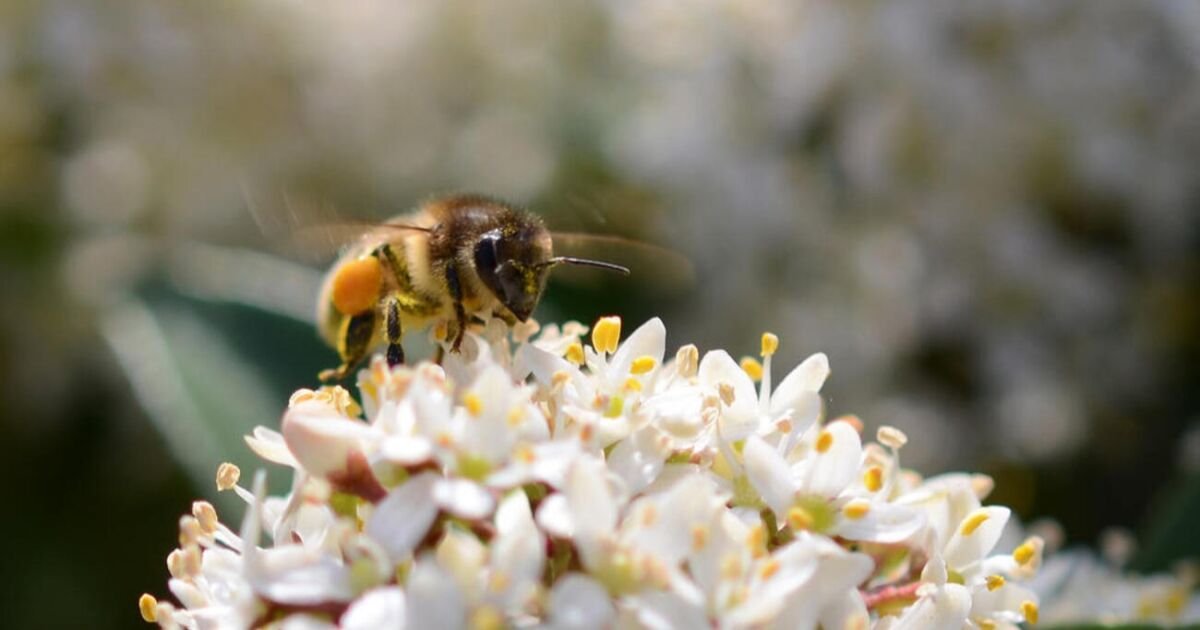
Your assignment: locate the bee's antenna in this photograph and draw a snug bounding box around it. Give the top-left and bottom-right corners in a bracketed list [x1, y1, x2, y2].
[546, 257, 631, 276]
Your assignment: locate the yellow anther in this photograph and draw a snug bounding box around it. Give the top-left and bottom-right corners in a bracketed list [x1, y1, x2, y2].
[986, 574, 1006, 591]
[877, 425, 908, 449]
[289, 388, 316, 406]
[551, 370, 571, 389]
[514, 444, 536, 464]
[640, 505, 659, 527]
[1021, 600, 1039, 625]
[740, 357, 764, 381]
[487, 571, 510, 593]
[178, 515, 202, 547]
[691, 525, 709, 551]
[1013, 540, 1037, 566]
[842, 499, 871, 520]
[815, 429, 834, 454]
[192, 501, 218, 534]
[747, 523, 767, 557]
[863, 466, 883, 492]
[787, 506, 813, 531]
[623, 377, 643, 392]
[579, 424, 594, 443]
[216, 462, 240, 491]
[435, 431, 455, 448]
[469, 605, 504, 630]
[592, 316, 621, 354]
[506, 406, 524, 427]
[676, 344, 699, 379]
[761, 332, 779, 357]
[758, 559, 781, 580]
[718, 382, 736, 406]
[835, 415, 864, 434]
[979, 621, 997, 630]
[720, 554, 743, 580]
[960, 510, 990, 536]
[630, 355, 657, 375]
[565, 342, 585, 365]
[463, 392, 483, 417]
[168, 545, 202, 579]
[775, 418, 793, 435]
[138, 594, 158, 623]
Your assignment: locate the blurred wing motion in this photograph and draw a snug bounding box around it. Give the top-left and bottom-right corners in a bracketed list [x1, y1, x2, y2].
[550, 231, 694, 293]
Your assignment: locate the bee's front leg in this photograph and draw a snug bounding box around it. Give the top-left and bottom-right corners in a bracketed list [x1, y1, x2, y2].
[445, 263, 468, 353]
[319, 308, 377, 382]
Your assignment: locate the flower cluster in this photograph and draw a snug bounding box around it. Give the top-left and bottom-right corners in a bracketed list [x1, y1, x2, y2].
[142, 317, 1047, 629]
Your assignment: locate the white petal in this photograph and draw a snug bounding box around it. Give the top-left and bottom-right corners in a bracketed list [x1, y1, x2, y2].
[698, 350, 758, 424]
[800, 421, 861, 498]
[341, 587, 406, 630]
[380, 435, 434, 465]
[492, 492, 545, 609]
[607, 427, 667, 496]
[631, 591, 709, 630]
[888, 583, 972, 630]
[611, 318, 666, 378]
[743, 435, 796, 515]
[405, 558, 467, 630]
[943, 506, 1011, 571]
[281, 402, 372, 478]
[244, 427, 300, 468]
[546, 574, 615, 630]
[365, 473, 439, 561]
[835, 502, 926, 544]
[771, 353, 830, 406]
[432, 478, 495, 520]
[535, 493, 573, 538]
[566, 457, 617, 548]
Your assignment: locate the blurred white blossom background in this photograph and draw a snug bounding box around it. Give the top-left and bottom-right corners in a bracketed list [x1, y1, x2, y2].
[1, 0, 1199, 627]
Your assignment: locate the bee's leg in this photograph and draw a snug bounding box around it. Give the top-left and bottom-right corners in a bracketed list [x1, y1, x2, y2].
[445, 263, 468, 353]
[384, 294, 405, 367]
[319, 309, 377, 382]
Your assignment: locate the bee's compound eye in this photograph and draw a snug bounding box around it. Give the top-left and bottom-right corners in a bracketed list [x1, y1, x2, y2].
[331, 256, 383, 315]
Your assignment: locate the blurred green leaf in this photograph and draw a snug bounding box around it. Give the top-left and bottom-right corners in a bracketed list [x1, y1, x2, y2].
[1132, 472, 1200, 573]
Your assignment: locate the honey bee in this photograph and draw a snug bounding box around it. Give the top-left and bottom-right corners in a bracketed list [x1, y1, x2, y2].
[316, 194, 630, 381]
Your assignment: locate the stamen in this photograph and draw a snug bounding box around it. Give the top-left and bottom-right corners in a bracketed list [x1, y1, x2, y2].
[720, 554, 743, 580]
[592, 316, 621, 354]
[630, 355, 657, 375]
[676, 344, 699, 378]
[192, 501, 218, 534]
[746, 523, 767, 557]
[691, 525, 709, 551]
[640, 505, 658, 527]
[506, 406, 524, 427]
[178, 515, 203, 547]
[718, 382, 736, 406]
[463, 392, 483, 417]
[1021, 600, 1039, 624]
[787, 506, 813, 530]
[815, 430, 834, 454]
[986, 574, 1006, 591]
[842, 499, 871, 520]
[758, 558, 781, 580]
[877, 425, 908, 449]
[488, 572, 510, 593]
[289, 388, 316, 405]
[1013, 538, 1042, 566]
[761, 332, 779, 357]
[514, 444, 536, 463]
[216, 462, 240, 491]
[470, 605, 504, 630]
[960, 509, 990, 536]
[551, 370, 571, 389]
[565, 342, 585, 366]
[623, 378, 643, 392]
[835, 415, 863, 434]
[740, 357, 764, 381]
[863, 466, 883, 492]
[138, 594, 158, 623]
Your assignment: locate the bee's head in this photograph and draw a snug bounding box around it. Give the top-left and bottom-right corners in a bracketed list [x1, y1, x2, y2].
[473, 221, 553, 322]
[473, 212, 632, 322]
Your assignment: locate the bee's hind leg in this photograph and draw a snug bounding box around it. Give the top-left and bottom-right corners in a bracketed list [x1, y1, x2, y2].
[384, 295, 405, 367]
[319, 309, 378, 382]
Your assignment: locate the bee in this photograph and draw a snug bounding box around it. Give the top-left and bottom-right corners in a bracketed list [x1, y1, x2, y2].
[316, 194, 630, 381]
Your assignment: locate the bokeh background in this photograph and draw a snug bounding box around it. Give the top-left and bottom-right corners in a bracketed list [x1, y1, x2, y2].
[1, 0, 1198, 627]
